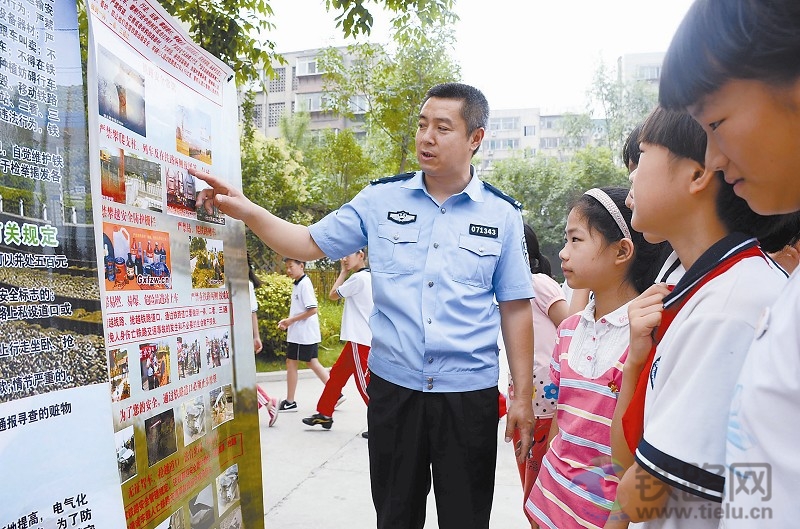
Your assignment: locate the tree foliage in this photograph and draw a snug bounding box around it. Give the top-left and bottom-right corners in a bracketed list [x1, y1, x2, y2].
[588, 61, 658, 160]
[240, 128, 311, 266]
[488, 146, 628, 276]
[305, 129, 373, 211]
[318, 24, 460, 174]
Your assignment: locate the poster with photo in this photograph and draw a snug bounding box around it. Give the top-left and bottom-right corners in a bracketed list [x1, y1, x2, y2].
[86, 1, 264, 528]
[2, 1, 263, 527]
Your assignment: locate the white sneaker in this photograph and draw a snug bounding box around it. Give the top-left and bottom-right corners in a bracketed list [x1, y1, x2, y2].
[267, 397, 279, 427]
[335, 394, 347, 409]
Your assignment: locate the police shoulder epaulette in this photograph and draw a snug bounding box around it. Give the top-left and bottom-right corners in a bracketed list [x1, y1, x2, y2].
[483, 181, 523, 210]
[370, 172, 415, 185]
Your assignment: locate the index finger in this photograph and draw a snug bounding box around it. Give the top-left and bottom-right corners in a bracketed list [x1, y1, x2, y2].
[189, 168, 229, 193]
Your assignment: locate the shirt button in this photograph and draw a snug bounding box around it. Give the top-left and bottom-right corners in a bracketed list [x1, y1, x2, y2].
[440, 207, 446, 214]
[427, 318, 432, 324]
[587, 355, 593, 360]
[427, 357, 433, 364]
[427, 383, 433, 390]
[427, 377, 433, 383]
[433, 242, 439, 248]
[479, 247, 485, 253]
[428, 281, 434, 287]
[393, 234, 399, 240]
[600, 318, 607, 324]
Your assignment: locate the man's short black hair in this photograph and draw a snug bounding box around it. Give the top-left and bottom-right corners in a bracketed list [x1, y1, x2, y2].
[423, 83, 489, 155]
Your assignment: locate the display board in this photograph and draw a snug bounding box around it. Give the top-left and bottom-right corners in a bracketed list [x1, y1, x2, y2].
[0, 2, 264, 528]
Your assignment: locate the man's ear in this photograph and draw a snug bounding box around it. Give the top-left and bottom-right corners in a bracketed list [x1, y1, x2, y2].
[470, 127, 485, 151]
[615, 237, 635, 266]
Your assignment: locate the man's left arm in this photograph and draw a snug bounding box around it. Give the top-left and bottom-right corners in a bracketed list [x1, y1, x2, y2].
[498, 298, 534, 464]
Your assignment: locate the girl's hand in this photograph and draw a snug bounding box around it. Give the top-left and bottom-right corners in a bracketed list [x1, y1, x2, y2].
[627, 284, 671, 367]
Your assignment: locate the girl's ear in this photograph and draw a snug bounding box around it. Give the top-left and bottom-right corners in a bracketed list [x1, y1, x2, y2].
[688, 166, 717, 195]
[614, 237, 635, 266]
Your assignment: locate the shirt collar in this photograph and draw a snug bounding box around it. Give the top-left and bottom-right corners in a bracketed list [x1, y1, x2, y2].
[664, 232, 758, 306]
[580, 298, 631, 327]
[402, 166, 483, 203]
[293, 274, 306, 286]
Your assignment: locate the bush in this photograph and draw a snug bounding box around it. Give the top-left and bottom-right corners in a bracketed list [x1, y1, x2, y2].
[254, 272, 293, 359]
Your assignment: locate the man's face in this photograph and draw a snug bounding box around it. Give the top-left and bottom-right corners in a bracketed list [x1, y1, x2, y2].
[415, 97, 483, 179]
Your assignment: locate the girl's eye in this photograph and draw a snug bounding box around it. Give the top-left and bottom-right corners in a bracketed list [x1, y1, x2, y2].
[708, 120, 723, 131]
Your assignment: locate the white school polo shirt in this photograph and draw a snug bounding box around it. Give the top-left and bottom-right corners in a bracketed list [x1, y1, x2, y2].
[635, 237, 786, 529]
[721, 269, 800, 528]
[336, 268, 373, 346]
[287, 274, 321, 345]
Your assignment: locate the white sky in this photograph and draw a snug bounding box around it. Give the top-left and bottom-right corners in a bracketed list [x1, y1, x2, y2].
[264, 0, 696, 112]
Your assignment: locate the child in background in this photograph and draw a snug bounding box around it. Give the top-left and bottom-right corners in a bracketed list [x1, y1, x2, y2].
[278, 258, 329, 412]
[508, 224, 569, 523]
[249, 262, 278, 427]
[303, 248, 373, 432]
[527, 187, 665, 529]
[611, 106, 796, 529]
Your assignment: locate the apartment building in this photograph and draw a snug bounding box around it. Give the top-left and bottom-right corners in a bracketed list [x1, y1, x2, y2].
[248, 47, 366, 140]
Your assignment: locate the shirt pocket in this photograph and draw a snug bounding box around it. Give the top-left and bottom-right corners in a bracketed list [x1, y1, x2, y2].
[452, 234, 502, 289]
[372, 223, 420, 274]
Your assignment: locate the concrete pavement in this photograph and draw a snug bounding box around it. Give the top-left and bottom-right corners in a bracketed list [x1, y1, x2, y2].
[256, 369, 532, 528]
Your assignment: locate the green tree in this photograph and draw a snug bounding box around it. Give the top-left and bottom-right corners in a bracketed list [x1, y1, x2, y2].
[306, 129, 373, 211]
[588, 61, 658, 160]
[318, 24, 460, 174]
[489, 146, 628, 277]
[240, 129, 311, 266]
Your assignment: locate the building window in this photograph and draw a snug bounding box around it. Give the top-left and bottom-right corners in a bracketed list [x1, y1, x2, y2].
[252, 104, 264, 128]
[637, 65, 661, 81]
[269, 67, 286, 92]
[524, 125, 536, 136]
[296, 58, 322, 76]
[540, 137, 560, 149]
[268, 102, 285, 127]
[291, 67, 298, 90]
[541, 117, 558, 130]
[295, 92, 326, 112]
[488, 139, 519, 150]
[350, 94, 368, 114]
[488, 117, 519, 131]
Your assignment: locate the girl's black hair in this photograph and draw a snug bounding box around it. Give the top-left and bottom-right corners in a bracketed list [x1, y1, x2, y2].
[639, 106, 800, 251]
[524, 224, 552, 277]
[247, 254, 262, 289]
[660, 0, 800, 110]
[571, 187, 666, 294]
[622, 123, 644, 170]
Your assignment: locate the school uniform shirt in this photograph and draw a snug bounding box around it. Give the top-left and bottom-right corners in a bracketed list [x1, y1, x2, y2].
[308, 170, 534, 393]
[531, 273, 566, 419]
[635, 235, 786, 529]
[249, 281, 258, 312]
[336, 268, 373, 346]
[721, 268, 800, 528]
[527, 300, 630, 529]
[656, 251, 685, 285]
[287, 274, 321, 345]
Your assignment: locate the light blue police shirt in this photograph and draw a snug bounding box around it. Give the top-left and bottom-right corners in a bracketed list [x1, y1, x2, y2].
[309, 170, 535, 392]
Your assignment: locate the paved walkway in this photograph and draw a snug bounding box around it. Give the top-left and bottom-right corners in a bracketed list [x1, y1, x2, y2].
[256, 369, 532, 528]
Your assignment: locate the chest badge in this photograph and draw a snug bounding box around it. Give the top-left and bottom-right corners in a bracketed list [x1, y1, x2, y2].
[469, 224, 499, 238]
[388, 211, 417, 224]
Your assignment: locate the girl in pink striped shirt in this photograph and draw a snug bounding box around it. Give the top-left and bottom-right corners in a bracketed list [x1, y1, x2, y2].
[527, 187, 664, 529]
